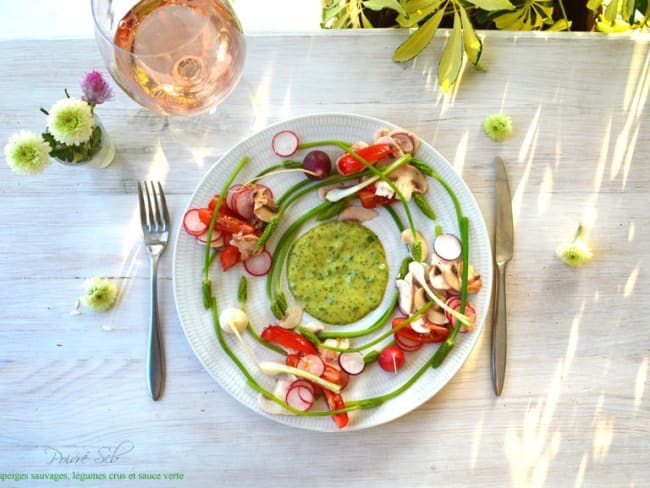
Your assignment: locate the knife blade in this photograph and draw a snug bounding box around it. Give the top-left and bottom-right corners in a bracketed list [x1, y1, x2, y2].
[492, 156, 514, 396]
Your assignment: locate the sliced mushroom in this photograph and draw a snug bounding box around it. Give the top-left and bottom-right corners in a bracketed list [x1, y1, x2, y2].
[302, 321, 325, 334]
[253, 187, 279, 223]
[375, 135, 404, 159]
[389, 129, 420, 154]
[229, 233, 260, 261]
[338, 205, 379, 222]
[410, 316, 430, 334]
[278, 303, 303, 329]
[374, 127, 391, 140]
[442, 262, 462, 292]
[396, 273, 414, 315]
[401, 228, 429, 262]
[426, 307, 449, 325]
[428, 259, 450, 291]
[373, 164, 428, 202]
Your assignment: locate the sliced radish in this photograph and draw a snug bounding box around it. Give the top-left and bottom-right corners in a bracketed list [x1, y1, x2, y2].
[288, 378, 316, 401]
[226, 184, 243, 210]
[444, 297, 476, 333]
[196, 228, 225, 246]
[394, 332, 423, 352]
[233, 186, 255, 219]
[297, 354, 325, 377]
[272, 130, 300, 157]
[433, 233, 463, 262]
[285, 381, 314, 411]
[337, 351, 366, 376]
[182, 208, 208, 236]
[243, 249, 272, 276]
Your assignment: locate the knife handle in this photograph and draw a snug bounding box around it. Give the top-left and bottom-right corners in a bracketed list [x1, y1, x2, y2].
[491, 261, 508, 396]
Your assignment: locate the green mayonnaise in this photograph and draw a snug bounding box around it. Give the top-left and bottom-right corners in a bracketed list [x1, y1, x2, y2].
[287, 220, 388, 325]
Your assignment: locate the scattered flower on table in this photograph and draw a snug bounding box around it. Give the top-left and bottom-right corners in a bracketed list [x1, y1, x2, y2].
[4, 130, 52, 175]
[81, 276, 119, 312]
[556, 225, 593, 267]
[4, 71, 114, 174]
[482, 113, 513, 142]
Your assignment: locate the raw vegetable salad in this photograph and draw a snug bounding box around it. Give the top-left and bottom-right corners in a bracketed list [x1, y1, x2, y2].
[179, 120, 486, 430]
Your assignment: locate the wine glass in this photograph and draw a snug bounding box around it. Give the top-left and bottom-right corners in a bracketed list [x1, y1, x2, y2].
[91, 0, 246, 117]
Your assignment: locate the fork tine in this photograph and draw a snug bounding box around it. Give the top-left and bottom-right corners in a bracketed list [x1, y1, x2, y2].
[156, 182, 170, 232]
[149, 181, 164, 232]
[137, 182, 148, 229]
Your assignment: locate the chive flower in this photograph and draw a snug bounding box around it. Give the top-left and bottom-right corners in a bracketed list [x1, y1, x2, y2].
[482, 113, 513, 142]
[46, 97, 95, 146]
[4, 130, 52, 175]
[81, 70, 113, 106]
[556, 225, 593, 267]
[82, 277, 118, 312]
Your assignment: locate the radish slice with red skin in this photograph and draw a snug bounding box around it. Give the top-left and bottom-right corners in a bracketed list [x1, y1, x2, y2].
[394, 332, 423, 352]
[243, 249, 272, 276]
[196, 230, 226, 248]
[233, 186, 255, 219]
[272, 130, 300, 157]
[285, 382, 314, 411]
[182, 208, 208, 236]
[444, 297, 476, 333]
[226, 184, 243, 210]
[287, 379, 316, 403]
[433, 233, 463, 262]
[296, 354, 325, 377]
[337, 351, 366, 376]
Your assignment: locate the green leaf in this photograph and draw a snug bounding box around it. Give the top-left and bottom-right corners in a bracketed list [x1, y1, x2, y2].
[459, 5, 482, 65]
[605, 0, 619, 23]
[587, 0, 603, 11]
[547, 18, 572, 31]
[464, 0, 515, 11]
[393, 5, 446, 62]
[437, 11, 464, 92]
[363, 0, 407, 17]
[397, 1, 443, 28]
[622, 0, 636, 20]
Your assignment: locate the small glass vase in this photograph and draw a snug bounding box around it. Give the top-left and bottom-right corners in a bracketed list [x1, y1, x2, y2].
[54, 116, 115, 169]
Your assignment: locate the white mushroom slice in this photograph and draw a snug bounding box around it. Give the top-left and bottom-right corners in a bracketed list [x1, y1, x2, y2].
[375, 165, 429, 202]
[426, 308, 449, 325]
[302, 321, 325, 334]
[413, 286, 427, 311]
[396, 274, 414, 315]
[442, 262, 462, 292]
[318, 180, 352, 200]
[319, 338, 350, 363]
[389, 129, 420, 154]
[258, 378, 294, 415]
[410, 317, 430, 334]
[401, 229, 429, 262]
[229, 233, 260, 261]
[374, 127, 391, 140]
[338, 206, 379, 222]
[429, 261, 450, 291]
[278, 304, 303, 329]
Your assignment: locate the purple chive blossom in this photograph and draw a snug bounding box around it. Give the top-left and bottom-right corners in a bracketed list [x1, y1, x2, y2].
[80, 70, 113, 105]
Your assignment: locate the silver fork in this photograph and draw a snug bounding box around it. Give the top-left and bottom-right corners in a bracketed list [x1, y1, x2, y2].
[137, 181, 170, 401]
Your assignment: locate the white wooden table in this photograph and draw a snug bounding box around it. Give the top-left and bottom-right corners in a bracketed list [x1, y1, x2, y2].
[1, 30, 649, 487]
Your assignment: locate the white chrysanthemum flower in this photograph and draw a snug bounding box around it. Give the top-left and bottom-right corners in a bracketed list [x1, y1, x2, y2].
[4, 130, 52, 175]
[46, 98, 95, 146]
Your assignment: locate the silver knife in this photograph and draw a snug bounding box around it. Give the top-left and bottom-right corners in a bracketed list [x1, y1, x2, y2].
[492, 157, 514, 396]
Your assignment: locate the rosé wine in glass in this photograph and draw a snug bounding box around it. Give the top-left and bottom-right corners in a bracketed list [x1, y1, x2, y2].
[92, 0, 245, 116]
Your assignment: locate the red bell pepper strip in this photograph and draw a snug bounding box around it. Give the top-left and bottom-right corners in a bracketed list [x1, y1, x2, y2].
[261, 326, 318, 355]
[392, 317, 449, 343]
[336, 143, 393, 175]
[321, 388, 349, 429]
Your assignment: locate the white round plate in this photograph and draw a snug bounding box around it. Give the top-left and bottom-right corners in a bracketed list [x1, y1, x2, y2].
[173, 113, 493, 431]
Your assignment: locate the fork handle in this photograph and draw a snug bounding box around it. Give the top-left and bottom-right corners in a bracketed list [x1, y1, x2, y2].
[147, 255, 165, 400]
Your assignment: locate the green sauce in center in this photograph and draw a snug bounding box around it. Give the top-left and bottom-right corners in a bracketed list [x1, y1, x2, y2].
[287, 220, 388, 325]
